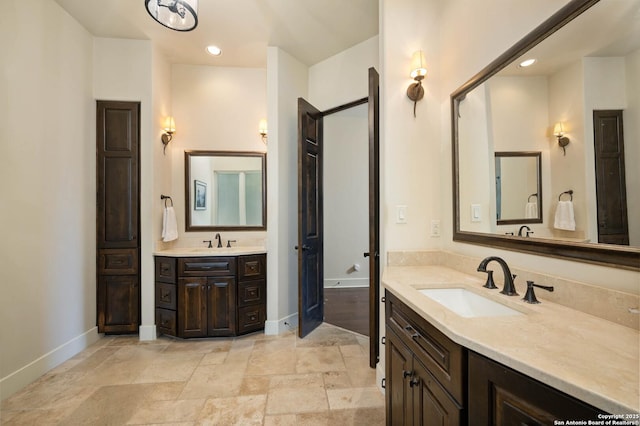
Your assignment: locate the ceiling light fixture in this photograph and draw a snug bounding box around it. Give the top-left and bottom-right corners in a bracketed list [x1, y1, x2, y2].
[145, 0, 198, 32]
[206, 45, 222, 56]
[518, 58, 536, 68]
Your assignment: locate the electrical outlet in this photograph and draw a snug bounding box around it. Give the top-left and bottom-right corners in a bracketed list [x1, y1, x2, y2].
[430, 220, 441, 237]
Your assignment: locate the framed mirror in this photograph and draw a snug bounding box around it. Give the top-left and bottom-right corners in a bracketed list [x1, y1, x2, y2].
[495, 152, 542, 225]
[452, 0, 640, 270]
[185, 150, 266, 231]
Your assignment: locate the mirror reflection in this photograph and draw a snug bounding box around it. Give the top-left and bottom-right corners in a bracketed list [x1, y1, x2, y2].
[185, 151, 266, 231]
[456, 0, 640, 248]
[495, 152, 542, 225]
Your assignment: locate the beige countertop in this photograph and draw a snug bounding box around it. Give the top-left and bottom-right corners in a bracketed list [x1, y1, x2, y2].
[154, 246, 266, 257]
[382, 265, 639, 414]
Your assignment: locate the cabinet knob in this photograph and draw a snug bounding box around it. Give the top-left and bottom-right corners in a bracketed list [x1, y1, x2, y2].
[409, 377, 420, 387]
[403, 370, 412, 379]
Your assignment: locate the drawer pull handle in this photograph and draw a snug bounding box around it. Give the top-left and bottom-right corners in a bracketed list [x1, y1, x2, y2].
[412, 333, 419, 340]
[404, 325, 414, 332]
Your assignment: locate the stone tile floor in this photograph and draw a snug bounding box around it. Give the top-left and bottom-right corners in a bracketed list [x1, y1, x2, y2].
[0, 324, 385, 425]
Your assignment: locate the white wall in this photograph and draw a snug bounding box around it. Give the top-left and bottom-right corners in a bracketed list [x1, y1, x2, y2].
[0, 0, 96, 400]
[625, 49, 640, 246]
[169, 65, 267, 247]
[265, 47, 309, 333]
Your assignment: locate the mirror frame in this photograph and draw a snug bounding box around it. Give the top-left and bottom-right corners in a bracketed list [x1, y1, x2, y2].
[494, 151, 542, 225]
[451, 0, 640, 270]
[185, 150, 267, 232]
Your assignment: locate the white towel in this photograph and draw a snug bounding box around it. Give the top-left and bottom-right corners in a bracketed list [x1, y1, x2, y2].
[554, 201, 575, 231]
[162, 206, 178, 242]
[525, 202, 537, 219]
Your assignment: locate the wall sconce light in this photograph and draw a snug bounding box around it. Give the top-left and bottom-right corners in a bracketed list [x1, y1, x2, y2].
[162, 116, 176, 155]
[553, 122, 570, 156]
[407, 50, 427, 117]
[258, 119, 268, 144]
[145, 0, 198, 32]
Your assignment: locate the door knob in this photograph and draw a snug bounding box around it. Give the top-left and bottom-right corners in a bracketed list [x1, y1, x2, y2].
[295, 245, 310, 251]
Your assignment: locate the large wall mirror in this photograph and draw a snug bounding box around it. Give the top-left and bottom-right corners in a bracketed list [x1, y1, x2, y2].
[452, 0, 640, 270]
[185, 151, 266, 231]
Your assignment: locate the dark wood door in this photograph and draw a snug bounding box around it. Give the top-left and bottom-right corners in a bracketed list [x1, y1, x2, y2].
[367, 67, 381, 368]
[96, 100, 140, 334]
[206, 276, 236, 336]
[386, 329, 412, 426]
[593, 110, 629, 245]
[178, 277, 207, 338]
[297, 98, 324, 338]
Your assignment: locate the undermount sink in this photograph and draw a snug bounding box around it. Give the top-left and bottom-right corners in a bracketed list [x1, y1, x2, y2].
[419, 288, 523, 318]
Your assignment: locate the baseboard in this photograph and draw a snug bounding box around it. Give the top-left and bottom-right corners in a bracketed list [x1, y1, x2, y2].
[264, 312, 298, 335]
[324, 277, 369, 288]
[139, 325, 157, 341]
[0, 327, 100, 401]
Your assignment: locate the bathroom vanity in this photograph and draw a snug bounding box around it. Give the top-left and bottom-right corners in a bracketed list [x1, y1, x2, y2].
[382, 265, 639, 425]
[154, 249, 266, 338]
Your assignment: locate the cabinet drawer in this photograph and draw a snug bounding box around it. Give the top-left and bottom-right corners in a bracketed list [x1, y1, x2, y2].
[238, 255, 266, 280]
[386, 291, 466, 405]
[238, 279, 266, 307]
[156, 308, 176, 336]
[238, 305, 265, 334]
[179, 257, 236, 276]
[98, 248, 138, 275]
[155, 256, 176, 283]
[155, 282, 176, 310]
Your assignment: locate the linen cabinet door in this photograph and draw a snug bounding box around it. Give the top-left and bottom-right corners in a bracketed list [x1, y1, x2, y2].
[178, 278, 207, 338]
[206, 276, 237, 336]
[97, 275, 140, 334]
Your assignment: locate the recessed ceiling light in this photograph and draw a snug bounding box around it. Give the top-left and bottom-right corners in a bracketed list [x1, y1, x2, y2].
[518, 58, 536, 68]
[206, 45, 222, 56]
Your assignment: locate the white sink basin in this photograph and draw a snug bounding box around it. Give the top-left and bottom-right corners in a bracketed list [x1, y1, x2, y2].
[418, 288, 522, 318]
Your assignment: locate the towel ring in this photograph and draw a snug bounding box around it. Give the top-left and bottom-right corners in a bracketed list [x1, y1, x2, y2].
[528, 193, 538, 202]
[161, 195, 173, 207]
[558, 190, 573, 201]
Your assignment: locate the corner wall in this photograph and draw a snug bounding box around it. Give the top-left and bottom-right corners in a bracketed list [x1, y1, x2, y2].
[0, 0, 96, 400]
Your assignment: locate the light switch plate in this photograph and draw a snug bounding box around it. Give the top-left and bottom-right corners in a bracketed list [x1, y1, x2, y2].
[396, 205, 407, 224]
[471, 204, 481, 222]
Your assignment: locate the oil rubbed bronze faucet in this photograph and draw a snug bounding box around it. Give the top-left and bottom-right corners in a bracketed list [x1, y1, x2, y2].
[477, 256, 518, 296]
[517, 225, 532, 237]
[215, 233, 222, 248]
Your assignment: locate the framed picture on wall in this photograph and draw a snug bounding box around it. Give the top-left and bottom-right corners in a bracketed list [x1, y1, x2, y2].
[194, 180, 207, 210]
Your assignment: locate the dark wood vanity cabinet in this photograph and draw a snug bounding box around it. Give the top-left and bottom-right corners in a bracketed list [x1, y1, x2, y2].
[385, 291, 466, 425]
[155, 254, 266, 338]
[468, 351, 603, 424]
[385, 290, 606, 425]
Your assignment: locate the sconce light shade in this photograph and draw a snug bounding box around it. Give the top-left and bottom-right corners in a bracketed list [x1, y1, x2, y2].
[145, 0, 198, 32]
[162, 116, 176, 155]
[553, 121, 570, 156]
[407, 50, 427, 117]
[259, 119, 268, 144]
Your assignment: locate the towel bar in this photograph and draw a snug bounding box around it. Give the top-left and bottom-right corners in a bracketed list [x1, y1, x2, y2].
[558, 190, 573, 201]
[161, 194, 173, 207]
[527, 193, 538, 202]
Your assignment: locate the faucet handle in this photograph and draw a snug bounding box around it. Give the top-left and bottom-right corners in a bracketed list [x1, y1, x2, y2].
[203, 240, 213, 248]
[523, 280, 554, 304]
[227, 239, 236, 248]
[483, 270, 498, 289]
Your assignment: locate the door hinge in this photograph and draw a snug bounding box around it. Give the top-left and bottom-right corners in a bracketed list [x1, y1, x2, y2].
[381, 336, 386, 345]
[381, 378, 386, 389]
[381, 296, 386, 303]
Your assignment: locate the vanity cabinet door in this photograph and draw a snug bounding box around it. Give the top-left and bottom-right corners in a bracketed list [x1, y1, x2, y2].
[412, 358, 462, 426]
[386, 328, 413, 426]
[178, 278, 208, 338]
[468, 351, 604, 424]
[206, 276, 236, 336]
[97, 275, 140, 334]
